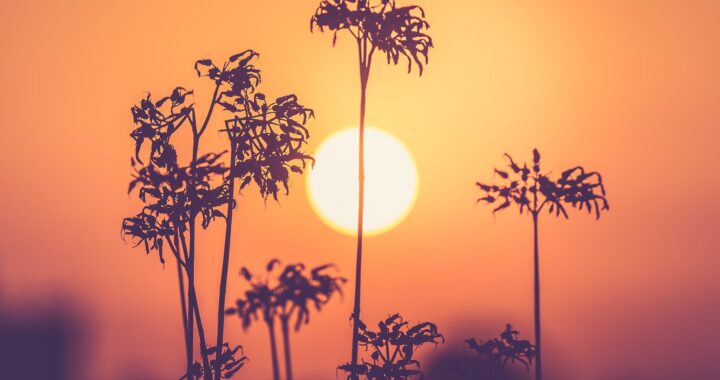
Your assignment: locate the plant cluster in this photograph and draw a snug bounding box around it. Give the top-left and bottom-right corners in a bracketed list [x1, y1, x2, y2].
[338, 314, 444, 380]
[466, 325, 536, 371]
[119, 3, 612, 380]
[181, 344, 248, 380]
[122, 51, 314, 380]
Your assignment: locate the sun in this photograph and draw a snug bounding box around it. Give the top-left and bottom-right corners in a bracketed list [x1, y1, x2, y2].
[306, 127, 419, 236]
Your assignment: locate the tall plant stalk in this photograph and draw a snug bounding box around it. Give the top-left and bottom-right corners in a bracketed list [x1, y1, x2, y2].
[215, 139, 237, 379]
[532, 213, 541, 380]
[188, 88, 221, 379]
[169, 232, 191, 376]
[311, 2, 432, 374]
[194, 51, 313, 380]
[123, 66, 247, 379]
[476, 149, 609, 380]
[351, 36, 370, 373]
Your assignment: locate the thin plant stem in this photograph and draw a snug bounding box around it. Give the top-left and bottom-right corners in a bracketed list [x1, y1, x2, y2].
[166, 233, 192, 376]
[188, 87, 219, 379]
[280, 316, 293, 380]
[214, 139, 237, 380]
[266, 318, 281, 380]
[188, 132, 212, 377]
[350, 35, 370, 378]
[192, 293, 212, 380]
[533, 212, 542, 380]
[177, 255, 191, 370]
[179, 232, 196, 380]
[182, 230, 212, 380]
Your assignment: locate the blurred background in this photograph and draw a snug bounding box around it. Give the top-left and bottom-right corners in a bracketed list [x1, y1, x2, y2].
[1, 0, 719, 379]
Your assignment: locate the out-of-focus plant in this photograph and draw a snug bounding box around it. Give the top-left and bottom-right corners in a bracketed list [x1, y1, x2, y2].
[226, 261, 346, 380]
[226, 262, 282, 380]
[466, 324, 536, 372]
[476, 149, 609, 380]
[275, 263, 346, 380]
[311, 1, 433, 374]
[193, 51, 315, 380]
[338, 313, 444, 380]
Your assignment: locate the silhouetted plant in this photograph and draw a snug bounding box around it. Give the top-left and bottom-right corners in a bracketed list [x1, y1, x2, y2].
[476, 149, 609, 380]
[123, 52, 314, 378]
[226, 260, 346, 380]
[194, 51, 315, 380]
[338, 313, 444, 380]
[466, 325, 535, 372]
[275, 263, 347, 380]
[182, 343, 248, 380]
[226, 261, 282, 380]
[123, 87, 230, 379]
[311, 1, 433, 374]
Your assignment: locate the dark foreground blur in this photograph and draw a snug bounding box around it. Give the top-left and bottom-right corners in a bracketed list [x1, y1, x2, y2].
[0, 299, 87, 380]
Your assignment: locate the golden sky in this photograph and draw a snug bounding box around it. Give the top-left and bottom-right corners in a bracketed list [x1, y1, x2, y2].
[1, 1, 719, 379]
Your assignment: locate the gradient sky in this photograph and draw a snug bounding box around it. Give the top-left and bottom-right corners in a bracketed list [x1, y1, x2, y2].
[1, 1, 719, 379]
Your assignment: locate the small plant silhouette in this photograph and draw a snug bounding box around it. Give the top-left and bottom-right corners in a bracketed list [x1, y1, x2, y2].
[193, 50, 315, 380]
[311, 1, 433, 374]
[275, 263, 347, 380]
[476, 149, 609, 380]
[466, 324, 536, 372]
[226, 260, 346, 380]
[227, 262, 282, 380]
[338, 313, 444, 380]
[181, 343, 248, 380]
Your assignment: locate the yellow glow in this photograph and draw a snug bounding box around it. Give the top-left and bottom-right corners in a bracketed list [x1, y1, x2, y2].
[307, 127, 419, 236]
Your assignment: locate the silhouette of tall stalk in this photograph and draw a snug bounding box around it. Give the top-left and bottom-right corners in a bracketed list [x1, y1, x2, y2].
[193, 51, 314, 380]
[123, 87, 223, 379]
[476, 149, 609, 380]
[311, 2, 432, 374]
[122, 64, 249, 379]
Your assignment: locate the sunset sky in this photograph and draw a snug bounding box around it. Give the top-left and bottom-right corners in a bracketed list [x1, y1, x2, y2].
[1, 1, 719, 379]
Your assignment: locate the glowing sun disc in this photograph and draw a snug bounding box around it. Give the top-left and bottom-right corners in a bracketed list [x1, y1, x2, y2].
[306, 127, 419, 236]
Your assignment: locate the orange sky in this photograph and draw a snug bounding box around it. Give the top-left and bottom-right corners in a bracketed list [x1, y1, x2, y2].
[1, 1, 719, 379]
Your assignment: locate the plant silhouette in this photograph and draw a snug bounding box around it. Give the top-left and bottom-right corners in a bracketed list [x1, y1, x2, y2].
[122, 50, 312, 379]
[311, 1, 433, 375]
[226, 260, 346, 380]
[476, 149, 609, 380]
[227, 262, 281, 380]
[466, 324, 536, 373]
[123, 85, 233, 379]
[193, 50, 315, 380]
[275, 263, 347, 380]
[338, 313, 444, 380]
[180, 343, 248, 380]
